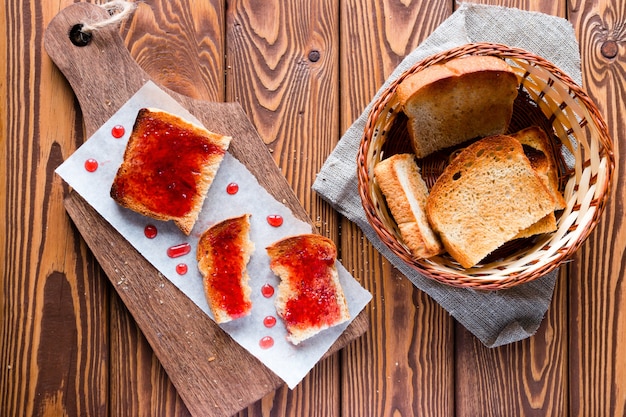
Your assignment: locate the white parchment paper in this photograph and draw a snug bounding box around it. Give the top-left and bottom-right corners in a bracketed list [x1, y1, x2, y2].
[56, 81, 372, 388]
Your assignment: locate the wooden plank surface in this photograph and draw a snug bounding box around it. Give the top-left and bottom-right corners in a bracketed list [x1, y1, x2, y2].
[2, 0, 625, 416]
[338, 2, 455, 416]
[449, 3, 570, 416]
[568, 1, 626, 415]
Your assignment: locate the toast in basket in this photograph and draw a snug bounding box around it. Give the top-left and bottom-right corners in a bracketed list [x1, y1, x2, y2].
[396, 55, 519, 158]
[425, 135, 556, 268]
[374, 154, 444, 258]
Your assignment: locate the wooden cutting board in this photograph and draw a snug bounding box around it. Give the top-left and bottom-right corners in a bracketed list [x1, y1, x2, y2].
[44, 4, 369, 416]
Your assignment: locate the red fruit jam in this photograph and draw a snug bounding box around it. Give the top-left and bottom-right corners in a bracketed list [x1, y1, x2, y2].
[259, 336, 274, 349]
[270, 236, 340, 329]
[261, 283, 275, 298]
[144, 224, 158, 239]
[266, 214, 283, 227]
[84, 158, 98, 172]
[200, 216, 251, 319]
[176, 263, 188, 275]
[167, 243, 191, 258]
[109, 110, 226, 218]
[263, 316, 277, 328]
[226, 182, 239, 195]
[111, 125, 125, 138]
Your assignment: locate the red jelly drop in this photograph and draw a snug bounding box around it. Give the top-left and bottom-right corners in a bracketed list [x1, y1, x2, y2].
[263, 316, 277, 328]
[176, 263, 188, 275]
[144, 224, 158, 239]
[111, 125, 125, 138]
[84, 158, 98, 172]
[259, 336, 274, 349]
[261, 284, 275, 298]
[226, 182, 239, 195]
[167, 243, 191, 258]
[267, 214, 283, 227]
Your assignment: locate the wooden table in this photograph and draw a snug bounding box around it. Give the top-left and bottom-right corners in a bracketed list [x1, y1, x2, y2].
[2, 1, 624, 416]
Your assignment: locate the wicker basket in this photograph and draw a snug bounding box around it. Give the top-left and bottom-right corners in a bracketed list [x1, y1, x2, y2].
[357, 43, 614, 290]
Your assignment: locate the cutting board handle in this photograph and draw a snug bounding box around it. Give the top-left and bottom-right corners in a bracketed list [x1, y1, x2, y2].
[44, 2, 149, 135]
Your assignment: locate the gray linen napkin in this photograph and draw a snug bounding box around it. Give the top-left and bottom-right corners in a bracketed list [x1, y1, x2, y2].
[312, 3, 581, 348]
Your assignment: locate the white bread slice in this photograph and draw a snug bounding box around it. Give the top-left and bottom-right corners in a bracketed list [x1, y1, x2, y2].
[426, 135, 556, 268]
[197, 214, 254, 323]
[396, 55, 519, 158]
[266, 234, 350, 345]
[374, 154, 444, 258]
[110, 108, 231, 235]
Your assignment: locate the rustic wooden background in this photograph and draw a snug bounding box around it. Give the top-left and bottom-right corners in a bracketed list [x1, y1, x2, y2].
[1, 0, 624, 416]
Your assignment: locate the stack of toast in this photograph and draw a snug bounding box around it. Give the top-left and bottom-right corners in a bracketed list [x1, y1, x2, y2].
[374, 56, 565, 269]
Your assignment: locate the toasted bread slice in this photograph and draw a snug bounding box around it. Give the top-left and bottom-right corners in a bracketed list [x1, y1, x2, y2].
[426, 135, 556, 268]
[513, 213, 557, 239]
[197, 214, 254, 323]
[374, 154, 444, 258]
[511, 126, 566, 210]
[397, 55, 519, 158]
[110, 108, 231, 235]
[267, 234, 350, 345]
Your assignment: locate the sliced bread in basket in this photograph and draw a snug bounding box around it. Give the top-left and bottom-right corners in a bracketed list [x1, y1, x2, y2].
[374, 154, 444, 258]
[396, 55, 519, 158]
[425, 135, 556, 268]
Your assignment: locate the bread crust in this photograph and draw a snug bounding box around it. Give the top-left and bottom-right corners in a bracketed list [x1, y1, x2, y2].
[110, 108, 231, 235]
[197, 214, 254, 323]
[426, 135, 556, 268]
[266, 234, 350, 345]
[397, 56, 519, 158]
[511, 126, 566, 210]
[374, 154, 444, 258]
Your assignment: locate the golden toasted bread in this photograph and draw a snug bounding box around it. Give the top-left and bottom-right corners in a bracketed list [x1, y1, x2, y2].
[426, 135, 555, 268]
[397, 55, 519, 158]
[374, 154, 444, 258]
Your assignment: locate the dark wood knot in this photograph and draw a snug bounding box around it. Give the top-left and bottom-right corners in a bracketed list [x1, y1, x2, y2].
[308, 50, 321, 62]
[600, 40, 618, 59]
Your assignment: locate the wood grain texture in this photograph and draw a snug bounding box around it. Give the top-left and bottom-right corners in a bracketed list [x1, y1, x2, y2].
[339, 1, 455, 416]
[568, 1, 626, 415]
[451, 2, 570, 416]
[1, 1, 111, 416]
[115, 2, 226, 415]
[225, 0, 344, 415]
[455, 272, 568, 416]
[4, 0, 625, 416]
[41, 2, 367, 416]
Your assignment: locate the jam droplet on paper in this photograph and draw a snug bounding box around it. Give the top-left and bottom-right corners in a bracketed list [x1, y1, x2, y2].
[111, 125, 125, 138]
[167, 243, 191, 258]
[176, 263, 188, 275]
[261, 284, 275, 298]
[226, 182, 239, 195]
[266, 214, 283, 227]
[144, 224, 158, 239]
[263, 316, 277, 328]
[259, 336, 274, 349]
[84, 158, 98, 172]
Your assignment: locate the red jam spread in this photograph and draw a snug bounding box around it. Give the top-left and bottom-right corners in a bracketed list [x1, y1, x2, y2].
[271, 236, 340, 329]
[111, 111, 225, 218]
[203, 217, 251, 319]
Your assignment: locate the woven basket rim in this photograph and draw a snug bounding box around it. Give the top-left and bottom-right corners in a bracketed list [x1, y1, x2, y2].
[357, 42, 615, 290]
